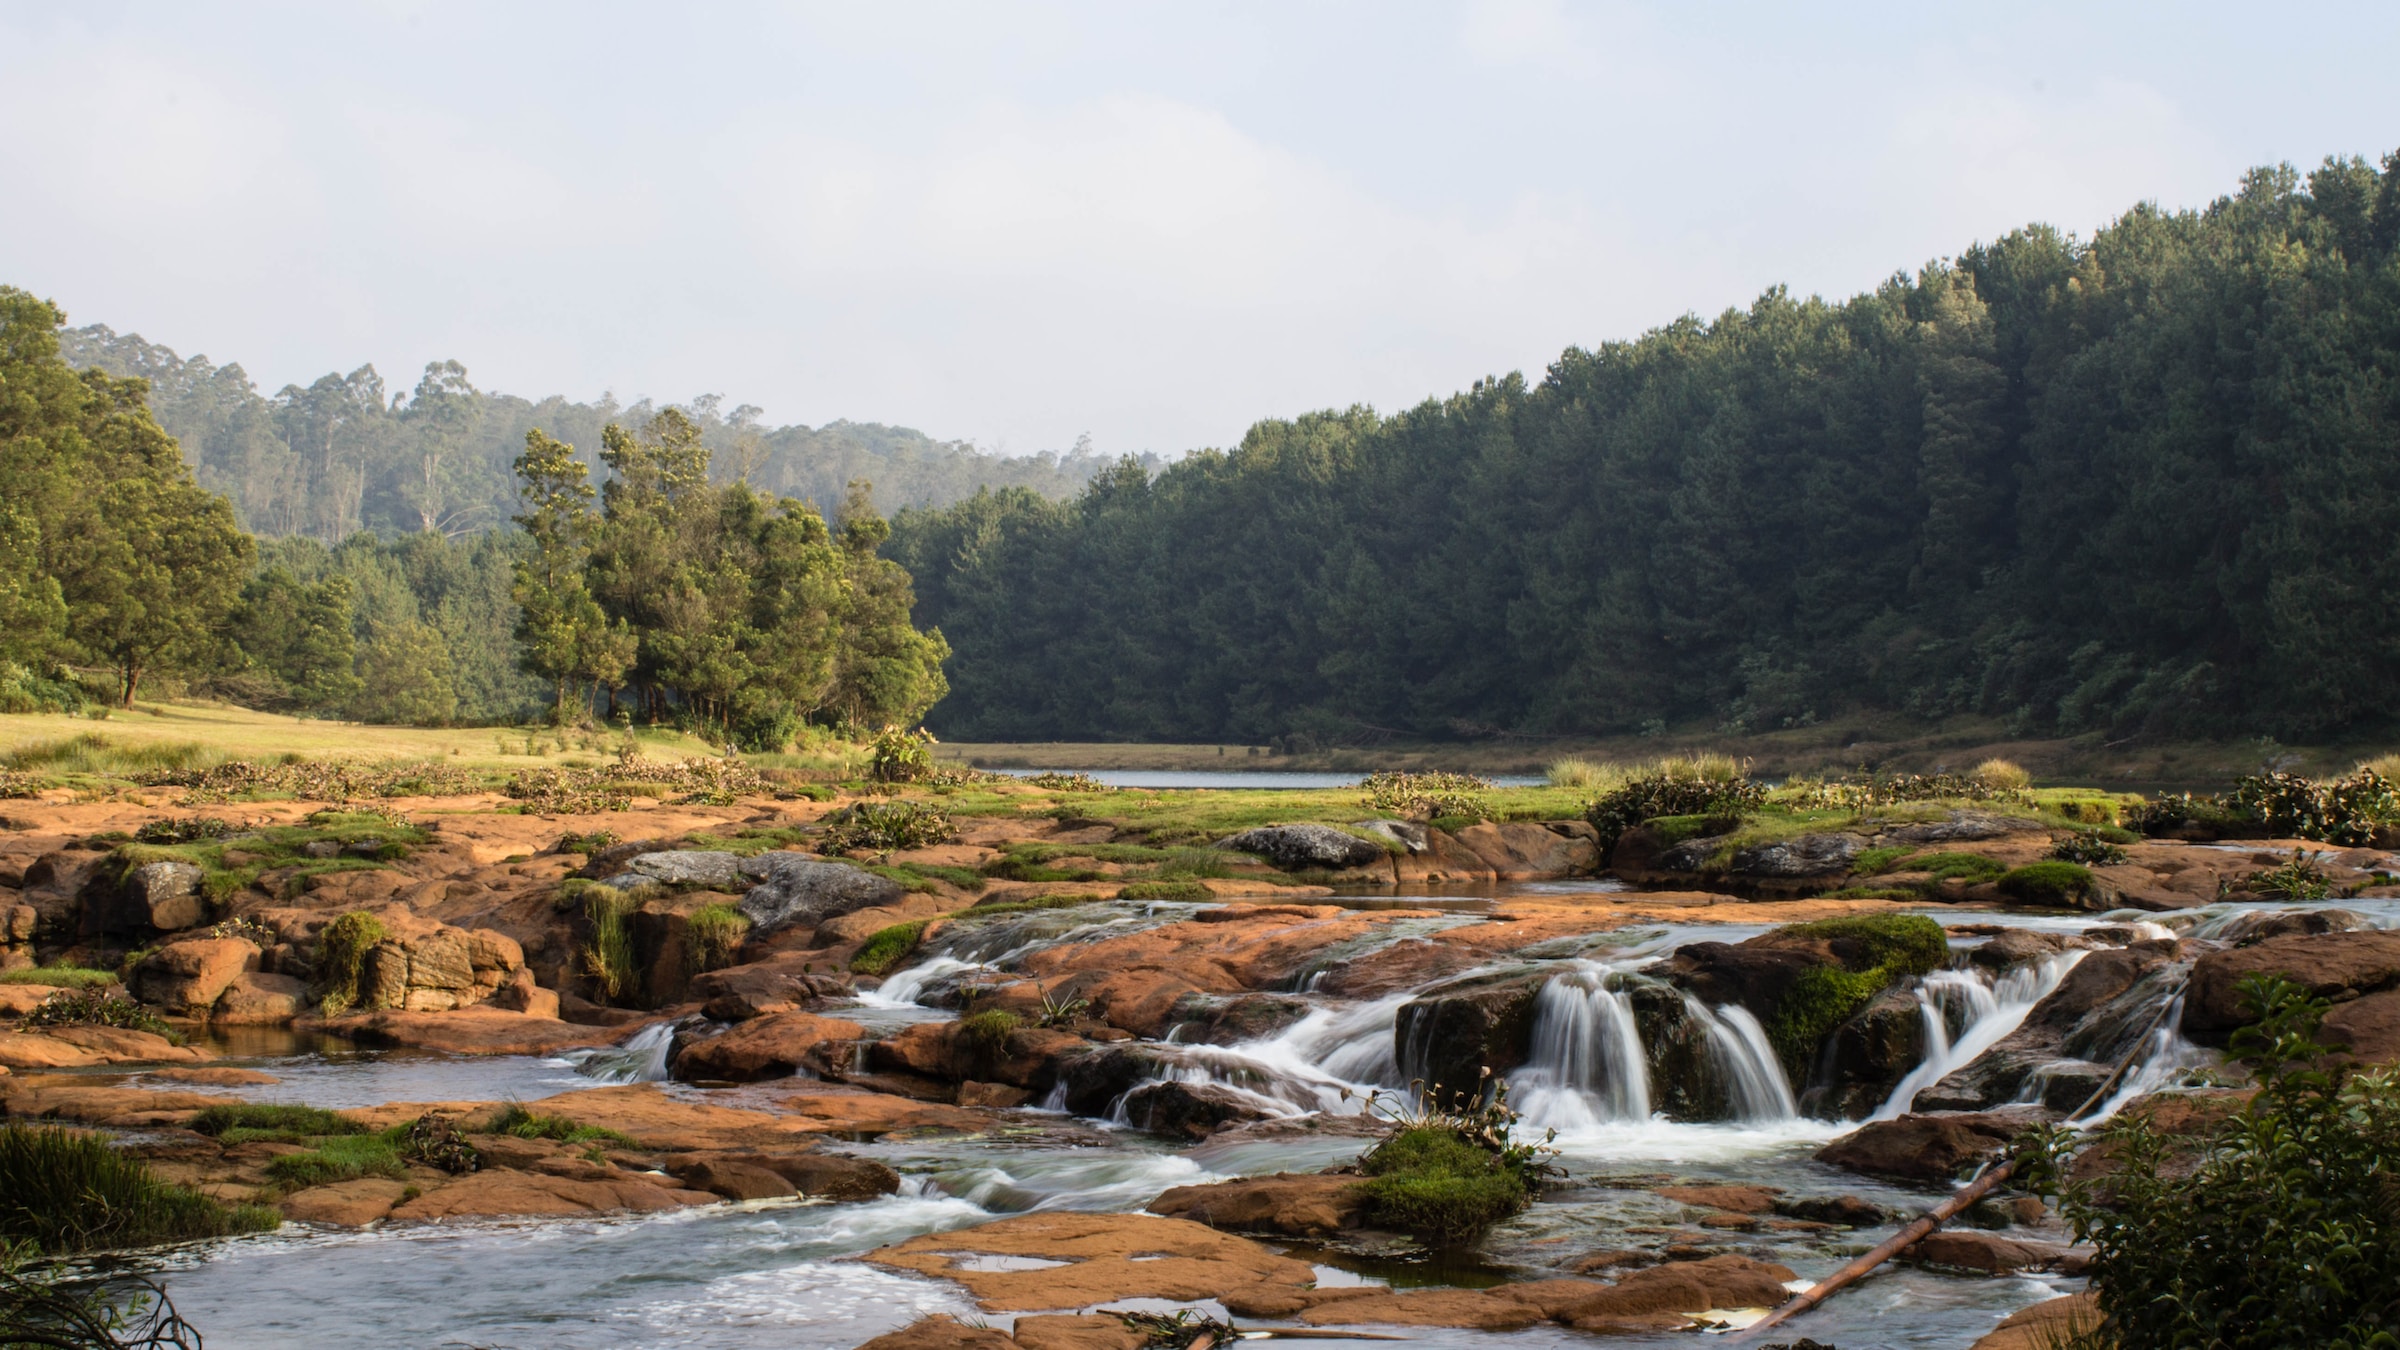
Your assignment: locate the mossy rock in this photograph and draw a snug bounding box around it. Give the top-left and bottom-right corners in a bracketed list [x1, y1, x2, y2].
[1356, 1127, 1530, 1247]
[1997, 861, 2097, 907]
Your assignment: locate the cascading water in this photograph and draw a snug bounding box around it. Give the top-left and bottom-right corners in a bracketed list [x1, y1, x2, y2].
[1688, 1000, 1797, 1122]
[861, 956, 981, 1008]
[1510, 965, 1654, 1129]
[1871, 950, 2086, 1120]
[569, 1020, 677, 1083]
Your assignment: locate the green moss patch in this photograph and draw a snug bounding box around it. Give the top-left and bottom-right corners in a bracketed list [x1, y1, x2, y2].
[1997, 861, 2097, 907]
[1118, 880, 1213, 901]
[1911, 852, 2009, 884]
[188, 1103, 364, 1141]
[0, 966, 116, 989]
[850, 921, 929, 976]
[1356, 1127, 1531, 1247]
[1765, 914, 1951, 1075]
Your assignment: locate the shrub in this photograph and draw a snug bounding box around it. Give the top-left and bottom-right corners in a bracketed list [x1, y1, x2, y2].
[869, 726, 938, 784]
[311, 910, 388, 1015]
[395, 1113, 481, 1174]
[0, 967, 116, 990]
[1027, 771, 1108, 792]
[2019, 975, 2400, 1349]
[132, 817, 234, 845]
[682, 903, 751, 975]
[1118, 880, 1212, 901]
[1969, 758, 2033, 790]
[2249, 849, 2334, 902]
[1996, 861, 2097, 907]
[186, 1103, 362, 1140]
[580, 888, 637, 1005]
[1350, 1083, 1552, 1247]
[23, 990, 173, 1039]
[818, 800, 952, 854]
[850, 921, 928, 976]
[1585, 768, 1766, 854]
[0, 1125, 280, 1253]
[1361, 771, 1494, 822]
[2051, 832, 2130, 866]
[2228, 768, 2399, 846]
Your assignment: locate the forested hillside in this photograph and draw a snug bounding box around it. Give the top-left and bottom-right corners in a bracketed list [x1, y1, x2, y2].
[5, 289, 948, 740]
[891, 155, 2400, 746]
[60, 326, 1150, 541]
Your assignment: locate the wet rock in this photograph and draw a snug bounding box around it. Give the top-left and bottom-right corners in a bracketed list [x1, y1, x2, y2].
[1728, 833, 1866, 879]
[1117, 1081, 1278, 1138]
[129, 937, 259, 1014]
[1656, 1184, 1780, 1213]
[863, 1212, 1317, 1312]
[670, 1010, 864, 1081]
[1568, 1249, 1661, 1274]
[1164, 992, 1313, 1043]
[95, 860, 206, 936]
[147, 1065, 280, 1086]
[1552, 1254, 1797, 1332]
[281, 1177, 411, 1226]
[1053, 1044, 1173, 1115]
[1967, 929, 2086, 971]
[2209, 907, 2368, 945]
[956, 1081, 1032, 1109]
[319, 1008, 622, 1056]
[487, 968, 562, 1020]
[1395, 968, 1548, 1094]
[1807, 985, 1926, 1119]
[1452, 821, 1601, 878]
[667, 1155, 797, 1201]
[688, 952, 856, 1009]
[388, 1169, 715, 1221]
[1214, 824, 1383, 871]
[618, 849, 744, 889]
[855, 1317, 1018, 1350]
[1969, 1293, 2100, 1350]
[2183, 930, 2400, 1037]
[1010, 1314, 1147, 1350]
[1904, 1229, 2076, 1274]
[211, 971, 307, 1024]
[1151, 1172, 1368, 1238]
[1816, 1108, 2044, 1182]
[1772, 1193, 1888, 1226]
[737, 854, 904, 934]
[1918, 942, 2181, 1111]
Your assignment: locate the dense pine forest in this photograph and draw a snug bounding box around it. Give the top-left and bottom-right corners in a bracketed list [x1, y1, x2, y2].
[889, 156, 2400, 747]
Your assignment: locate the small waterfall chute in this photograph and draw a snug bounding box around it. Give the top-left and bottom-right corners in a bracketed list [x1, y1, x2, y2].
[1871, 950, 2085, 1121]
[570, 1020, 677, 1083]
[1512, 964, 1652, 1131]
[1689, 999, 1798, 1122]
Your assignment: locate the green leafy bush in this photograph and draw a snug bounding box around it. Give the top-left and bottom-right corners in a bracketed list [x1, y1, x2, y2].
[2131, 769, 2400, 846]
[311, 910, 388, 1015]
[1361, 771, 1494, 822]
[1350, 1082, 1552, 1247]
[850, 921, 928, 976]
[682, 903, 751, 975]
[0, 1126, 279, 1253]
[1027, 771, 1108, 792]
[22, 990, 173, 1039]
[819, 800, 952, 854]
[1996, 861, 2096, 906]
[869, 726, 938, 783]
[2249, 849, 2334, 902]
[394, 1113, 481, 1174]
[1585, 769, 1766, 854]
[2020, 975, 2400, 1349]
[2051, 832, 2130, 866]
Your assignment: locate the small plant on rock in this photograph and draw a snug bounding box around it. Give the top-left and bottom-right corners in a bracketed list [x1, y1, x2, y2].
[395, 1113, 481, 1174]
[23, 990, 173, 1040]
[2050, 832, 2130, 866]
[818, 800, 952, 854]
[849, 920, 927, 977]
[1346, 1076, 1556, 1247]
[311, 910, 387, 1015]
[1036, 992, 1091, 1028]
[682, 903, 751, 975]
[1996, 860, 2097, 907]
[579, 888, 638, 1005]
[2250, 849, 2334, 902]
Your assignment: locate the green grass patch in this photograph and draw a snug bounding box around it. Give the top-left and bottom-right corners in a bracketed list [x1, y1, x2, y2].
[850, 920, 928, 976]
[0, 966, 116, 989]
[1911, 852, 2008, 884]
[0, 1124, 280, 1253]
[1643, 813, 1739, 846]
[1356, 1127, 1531, 1247]
[683, 903, 751, 975]
[961, 893, 1109, 917]
[187, 1103, 363, 1140]
[1997, 861, 2097, 907]
[262, 1134, 407, 1189]
[486, 1103, 639, 1148]
[956, 1009, 1022, 1058]
[1849, 845, 1918, 875]
[1117, 880, 1213, 901]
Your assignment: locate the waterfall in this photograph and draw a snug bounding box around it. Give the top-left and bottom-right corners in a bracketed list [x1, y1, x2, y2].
[2085, 991, 2209, 1121]
[861, 956, 979, 1008]
[1871, 950, 2086, 1120]
[571, 1021, 676, 1084]
[1689, 1000, 1797, 1122]
[1512, 966, 1652, 1130]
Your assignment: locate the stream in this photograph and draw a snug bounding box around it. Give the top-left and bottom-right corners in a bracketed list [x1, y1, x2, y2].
[115, 886, 2400, 1349]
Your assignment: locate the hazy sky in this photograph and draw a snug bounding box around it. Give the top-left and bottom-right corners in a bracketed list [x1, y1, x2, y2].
[4, 2, 2393, 458]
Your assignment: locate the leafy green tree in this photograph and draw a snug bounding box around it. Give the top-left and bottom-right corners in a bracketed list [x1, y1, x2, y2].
[349, 618, 458, 725]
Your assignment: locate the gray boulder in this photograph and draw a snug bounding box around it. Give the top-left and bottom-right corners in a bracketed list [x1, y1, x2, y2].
[1352, 819, 1428, 854]
[1878, 811, 2046, 844]
[618, 850, 744, 889]
[94, 860, 207, 936]
[1729, 832, 1866, 878]
[737, 853, 904, 934]
[1216, 824, 1383, 871]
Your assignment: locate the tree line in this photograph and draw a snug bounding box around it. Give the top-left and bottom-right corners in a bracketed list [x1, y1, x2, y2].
[888, 153, 2400, 746]
[2, 288, 947, 741]
[59, 324, 1154, 545]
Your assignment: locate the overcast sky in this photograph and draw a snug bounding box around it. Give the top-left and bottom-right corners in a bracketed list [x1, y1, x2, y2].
[4, 2, 2393, 458]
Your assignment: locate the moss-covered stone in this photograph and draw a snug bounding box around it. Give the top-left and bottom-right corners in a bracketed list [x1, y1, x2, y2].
[1356, 1127, 1530, 1247]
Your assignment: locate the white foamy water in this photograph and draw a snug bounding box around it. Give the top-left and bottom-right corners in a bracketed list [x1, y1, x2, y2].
[1872, 950, 2087, 1121]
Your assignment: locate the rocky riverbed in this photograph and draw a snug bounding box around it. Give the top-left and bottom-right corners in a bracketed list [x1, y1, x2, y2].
[4, 778, 2397, 1348]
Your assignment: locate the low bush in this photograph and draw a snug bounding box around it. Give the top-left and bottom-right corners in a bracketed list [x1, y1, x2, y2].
[0, 1125, 280, 1253]
[818, 800, 952, 854]
[311, 910, 387, 1015]
[395, 1113, 481, 1174]
[1027, 771, 1108, 792]
[1779, 770, 2029, 810]
[849, 921, 928, 976]
[1361, 771, 1494, 822]
[2225, 768, 2397, 846]
[2249, 849, 2334, 902]
[1996, 861, 2096, 907]
[2018, 975, 2400, 1349]
[869, 725, 939, 783]
[1351, 1084, 1552, 1247]
[1585, 767, 1766, 854]
[2050, 832, 2130, 866]
[1544, 757, 1611, 789]
[22, 990, 174, 1039]
[682, 903, 751, 975]
[1969, 758, 2033, 790]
